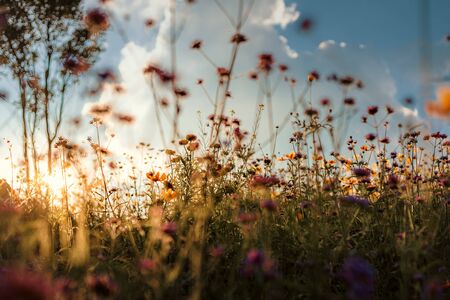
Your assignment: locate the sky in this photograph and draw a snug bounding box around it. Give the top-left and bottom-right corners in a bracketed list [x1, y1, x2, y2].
[0, 0, 449, 177]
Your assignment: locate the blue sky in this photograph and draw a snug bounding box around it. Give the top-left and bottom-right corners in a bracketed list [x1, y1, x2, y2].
[285, 0, 450, 120]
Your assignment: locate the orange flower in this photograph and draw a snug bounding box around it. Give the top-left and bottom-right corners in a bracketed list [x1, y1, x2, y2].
[425, 86, 450, 119]
[146, 171, 167, 182]
[161, 188, 177, 201]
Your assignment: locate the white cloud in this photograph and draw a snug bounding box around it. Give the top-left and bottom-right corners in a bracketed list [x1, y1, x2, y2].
[251, 0, 300, 29]
[279, 35, 299, 59]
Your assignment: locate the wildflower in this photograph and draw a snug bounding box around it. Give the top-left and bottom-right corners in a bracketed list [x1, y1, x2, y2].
[217, 67, 230, 78]
[86, 274, 118, 298]
[85, 8, 109, 34]
[179, 139, 189, 146]
[165, 149, 176, 155]
[250, 175, 280, 188]
[161, 221, 177, 236]
[184, 134, 196, 141]
[340, 76, 354, 86]
[396, 232, 406, 240]
[300, 18, 313, 31]
[341, 195, 370, 208]
[63, 56, 90, 75]
[161, 188, 177, 201]
[320, 98, 330, 106]
[237, 212, 257, 224]
[114, 113, 135, 124]
[365, 133, 377, 141]
[174, 87, 189, 97]
[146, 171, 167, 182]
[0, 268, 56, 300]
[260, 199, 277, 211]
[187, 142, 200, 152]
[305, 107, 318, 116]
[344, 98, 355, 106]
[367, 106, 378, 115]
[278, 64, 288, 72]
[97, 69, 116, 82]
[425, 86, 450, 119]
[143, 64, 174, 83]
[340, 257, 375, 300]
[352, 167, 371, 178]
[356, 80, 364, 89]
[209, 245, 225, 258]
[242, 249, 278, 279]
[145, 18, 155, 28]
[258, 53, 274, 73]
[248, 71, 259, 80]
[386, 105, 394, 114]
[327, 73, 338, 81]
[416, 195, 425, 203]
[380, 137, 390, 144]
[246, 249, 265, 265]
[230, 33, 248, 44]
[385, 175, 398, 190]
[138, 258, 157, 273]
[88, 103, 112, 117]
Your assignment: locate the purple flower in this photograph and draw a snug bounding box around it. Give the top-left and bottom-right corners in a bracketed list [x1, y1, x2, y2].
[341, 196, 370, 208]
[246, 249, 265, 265]
[260, 199, 278, 211]
[340, 257, 375, 300]
[352, 167, 371, 178]
[161, 222, 177, 236]
[242, 249, 279, 280]
[250, 175, 280, 188]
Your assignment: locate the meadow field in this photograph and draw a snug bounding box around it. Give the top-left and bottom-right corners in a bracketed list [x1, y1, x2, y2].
[0, 1, 449, 299]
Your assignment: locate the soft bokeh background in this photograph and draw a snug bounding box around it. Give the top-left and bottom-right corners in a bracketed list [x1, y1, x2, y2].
[0, 0, 449, 177]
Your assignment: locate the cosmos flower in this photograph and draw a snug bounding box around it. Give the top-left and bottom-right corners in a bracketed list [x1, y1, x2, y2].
[191, 39, 203, 49]
[365, 133, 377, 141]
[230, 33, 248, 44]
[146, 171, 167, 182]
[344, 98, 355, 106]
[250, 175, 280, 188]
[161, 188, 177, 201]
[425, 86, 450, 119]
[367, 106, 378, 115]
[258, 53, 274, 73]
